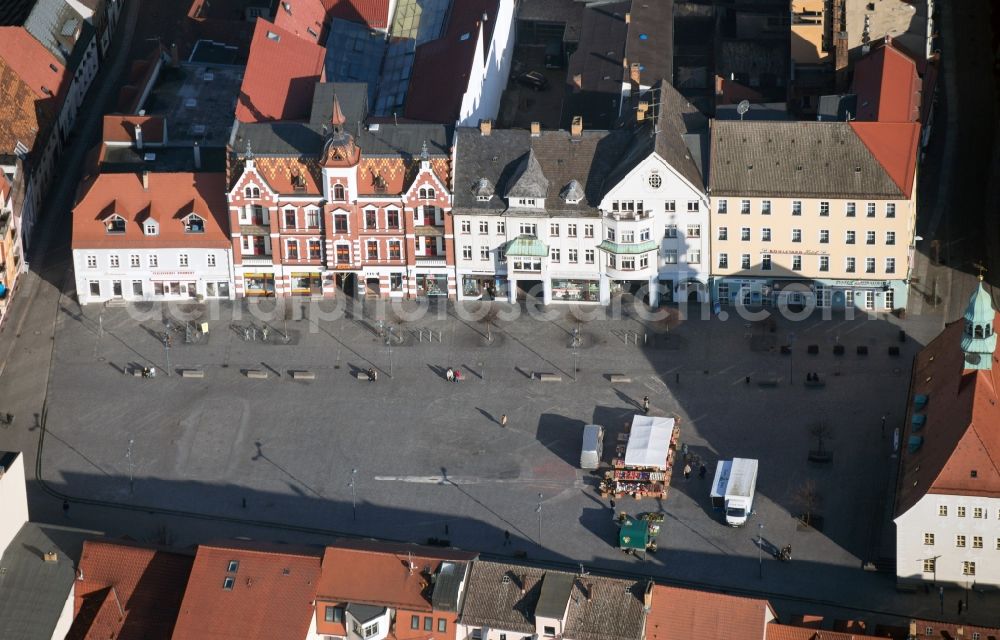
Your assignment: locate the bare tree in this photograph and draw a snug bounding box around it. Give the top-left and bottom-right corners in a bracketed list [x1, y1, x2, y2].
[809, 421, 835, 455]
[483, 303, 500, 342]
[792, 479, 822, 528]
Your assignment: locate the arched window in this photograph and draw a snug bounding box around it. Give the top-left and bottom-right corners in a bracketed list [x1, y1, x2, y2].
[333, 184, 346, 201]
[244, 185, 260, 198]
[419, 187, 435, 200]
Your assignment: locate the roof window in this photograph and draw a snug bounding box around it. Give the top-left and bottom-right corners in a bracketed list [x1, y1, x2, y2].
[223, 576, 235, 590]
[267, 31, 280, 42]
[227, 560, 239, 573]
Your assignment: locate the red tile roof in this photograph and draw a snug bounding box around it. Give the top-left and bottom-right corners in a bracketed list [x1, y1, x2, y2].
[849, 121, 920, 198]
[0, 26, 69, 103]
[171, 543, 323, 640]
[0, 171, 10, 203]
[272, 0, 328, 43]
[316, 539, 477, 609]
[72, 172, 231, 250]
[765, 623, 879, 640]
[235, 18, 326, 123]
[325, 0, 390, 29]
[66, 540, 194, 640]
[646, 584, 775, 640]
[851, 42, 922, 123]
[101, 115, 166, 145]
[0, 54, 55, 157]
[403, 0, 500, 124]
[895, 313, 1000, 516]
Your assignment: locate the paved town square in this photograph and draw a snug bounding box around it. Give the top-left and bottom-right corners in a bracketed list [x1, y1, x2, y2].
[41, 296, 935, 609]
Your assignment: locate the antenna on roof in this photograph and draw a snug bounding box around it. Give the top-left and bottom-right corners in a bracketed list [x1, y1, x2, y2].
[736, 100, 750, 121]
[974, 262, 988, 281]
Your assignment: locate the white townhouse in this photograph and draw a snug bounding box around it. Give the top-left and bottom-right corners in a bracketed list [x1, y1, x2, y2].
[72, 171, 234, 303]
[452, 119, 630, 304]
[894, 281, 1000, 588]
[598, 83, 710, 305]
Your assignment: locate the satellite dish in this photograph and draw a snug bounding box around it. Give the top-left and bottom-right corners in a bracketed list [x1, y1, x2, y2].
[737, 100, 750, 120]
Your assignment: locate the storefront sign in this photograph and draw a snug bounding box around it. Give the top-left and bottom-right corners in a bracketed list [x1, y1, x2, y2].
[333, 264, 354, 270]
[831, 280, 888, 287]
[759, 249, 828, 255]
[151, 271, 197, 278]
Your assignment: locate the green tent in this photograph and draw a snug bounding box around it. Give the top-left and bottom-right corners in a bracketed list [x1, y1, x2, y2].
[618, 516, 649, 551]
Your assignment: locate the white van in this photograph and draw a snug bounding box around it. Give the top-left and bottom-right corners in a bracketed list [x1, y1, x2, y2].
[580, 424, 604, 469]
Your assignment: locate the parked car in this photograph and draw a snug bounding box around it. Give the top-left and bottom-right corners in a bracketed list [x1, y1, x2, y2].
[516, 71, 548, 91]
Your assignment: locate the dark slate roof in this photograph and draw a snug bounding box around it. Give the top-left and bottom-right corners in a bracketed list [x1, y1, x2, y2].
[0, 0, 34, 25]
[24, 0, 94, 70]
[563, 2, 630, 130]
[346, 603, 386, 623]
[430, 561, 468, 613]
[535, 572, 574, 619]
[505, 149, 548, 200]
[99, 145, 227, 173]
[458, 561, 646, 640]
[708, 120, 905, 198]
[606, 81, 708, 192]
[0, 523, 102, 640]
[452, 127, 631, 217]
[625, 0, 674, 85]
[310, 83, 369, 127]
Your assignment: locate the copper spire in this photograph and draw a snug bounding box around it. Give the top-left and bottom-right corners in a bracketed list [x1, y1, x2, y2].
[330, 93, 346, 129]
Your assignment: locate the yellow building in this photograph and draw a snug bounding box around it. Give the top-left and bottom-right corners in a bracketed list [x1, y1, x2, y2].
[708, 119, 920, 312]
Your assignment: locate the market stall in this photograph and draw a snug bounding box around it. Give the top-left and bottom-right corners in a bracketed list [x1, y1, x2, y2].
[600, 415, 679, 499]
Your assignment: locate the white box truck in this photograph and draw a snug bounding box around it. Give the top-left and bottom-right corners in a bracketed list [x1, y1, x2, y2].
[709, 458, 758, 526]
[580, 424, 604, 469]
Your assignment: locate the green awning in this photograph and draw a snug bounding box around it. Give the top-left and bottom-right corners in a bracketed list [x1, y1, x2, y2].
[505, 235, 549, 257]
[619, 516, 649, 550]
[597, 240, 659, 254]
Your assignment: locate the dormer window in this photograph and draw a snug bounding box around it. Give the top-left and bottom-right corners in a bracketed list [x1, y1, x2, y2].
[244, 185, 260, 199]
[477, 195, 490, 202]
[105, 214, 126, 234]
[184, 214, 205, 233]
[516, 198, 537, 207]
[419, 187, 436, 200]
[333, 184, 346, 201]
[144, 222, 158, 235]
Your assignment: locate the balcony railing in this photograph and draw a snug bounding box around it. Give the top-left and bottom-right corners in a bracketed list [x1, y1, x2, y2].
[242, 254, 273, 266]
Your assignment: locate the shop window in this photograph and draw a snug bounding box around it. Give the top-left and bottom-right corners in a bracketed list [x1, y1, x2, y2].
[390, 273, 403, 291]
[89, 281, 100, 296]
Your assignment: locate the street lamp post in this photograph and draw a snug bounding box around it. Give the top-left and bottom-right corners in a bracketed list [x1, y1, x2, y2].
[126, 438, 135, 494]
[386, 328, 393, 378]
[536, 493, 543, 545]
[758, 522, 764, 579]
[349, 468, 358, 521]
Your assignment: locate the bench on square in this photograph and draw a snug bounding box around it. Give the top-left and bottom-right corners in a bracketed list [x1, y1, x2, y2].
[608, 374, 631, 383]
[180, 369, 205, 378]
[290, 370, 315, 381]
[757, 377, 780, 388]
[535, 372, 562, 382]
[244, 369, 268, 379]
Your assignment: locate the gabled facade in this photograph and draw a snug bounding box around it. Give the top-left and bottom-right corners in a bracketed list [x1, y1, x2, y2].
[228, 83, 454, 299]
[895, 280, 1000, 588]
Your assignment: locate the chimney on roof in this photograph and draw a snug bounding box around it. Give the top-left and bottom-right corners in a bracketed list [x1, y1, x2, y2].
[637, 101, 649, 122]
[193, 142, 201, 170]
[908, 621, 916, 638]
[643, 580, 653, 611]
[479, 119, 492, 136]
[44, 551, 58, 563]
[629, 62, 641, 86]
[624, 11, 631, 24]
[530, 122, 541, 137]
[572, 73, 582, 90]
[170, 43, 180, 68]
[570, 116, 583, 138]
[520, 574, 527, 595]
[142, 170, 149, 190]
[585, 583, 593, 602]
[135, 123, 144, 150]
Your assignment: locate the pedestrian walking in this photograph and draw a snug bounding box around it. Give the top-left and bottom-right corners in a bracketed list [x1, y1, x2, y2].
[642, 396, 650, 414]
[610, 499, 616, 511]
[745, 375, 751, 385]
[500, 414, 508, 428]
[504, 530, 511, 546]
[62, 499, 69, 518]
[881, 414, 887, 437]
[446, 367, 454, 382]
[699, 463, 707, 479]
[453, 369, 462, 382]
[683, 463, 692, 480]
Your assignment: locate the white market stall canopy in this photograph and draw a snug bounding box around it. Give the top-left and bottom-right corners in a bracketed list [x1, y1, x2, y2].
[624, 416, 676, 469]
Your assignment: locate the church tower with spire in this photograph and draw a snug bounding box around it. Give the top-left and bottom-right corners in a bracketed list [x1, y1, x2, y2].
[960, 276, 997, 370]
[319, 93, 361, 204]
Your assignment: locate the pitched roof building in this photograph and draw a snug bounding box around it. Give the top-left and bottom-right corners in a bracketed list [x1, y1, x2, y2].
[171, 543, 323, 640]
[851, 41, 923, 123]
[66, 540, 194, 640]
[235, 18, 326, 123]
[895, 279, 1000, 586]
[457, 560, 648, 640]
[646, 584, 775, 640]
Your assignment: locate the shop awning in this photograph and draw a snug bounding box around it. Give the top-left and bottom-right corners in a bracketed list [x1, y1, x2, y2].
[624, 415, 675, 469]
[619, 516, 649, 550]
[504, 235, 548, 257]
[597, 240, 658, 254]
